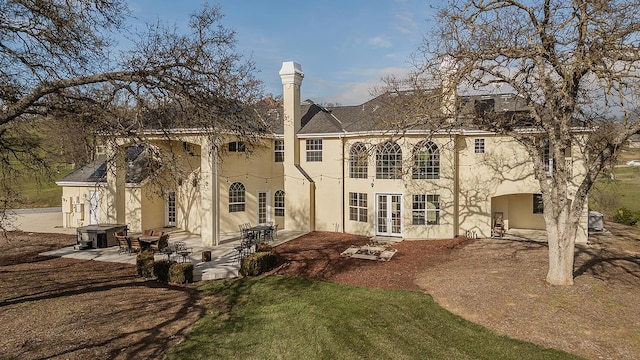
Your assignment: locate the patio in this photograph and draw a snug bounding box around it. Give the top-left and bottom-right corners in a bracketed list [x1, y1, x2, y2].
[40, 228, 307, 281]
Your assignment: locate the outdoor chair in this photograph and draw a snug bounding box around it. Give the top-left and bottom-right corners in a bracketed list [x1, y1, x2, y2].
[129, 236, 143, 253]
[115, 235, 130, 254]
[263, 223, 278, 243]
[142, 229, 153, 236]
[491, 212, 505, 238]
[233, 244, 245, 263]
[150, 234, 169, 252]
[173, 241, 192, 263]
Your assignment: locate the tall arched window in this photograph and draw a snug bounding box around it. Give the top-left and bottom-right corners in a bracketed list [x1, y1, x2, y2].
[228, 182, 245, 212]
[274, 190, 285, 217]
[413, 141, 439, 179]
[349, 142, 368, 179]
[376, 141, 402, 179]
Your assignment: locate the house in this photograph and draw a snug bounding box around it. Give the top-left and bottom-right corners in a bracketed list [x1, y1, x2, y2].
[57, 61, 589, 246]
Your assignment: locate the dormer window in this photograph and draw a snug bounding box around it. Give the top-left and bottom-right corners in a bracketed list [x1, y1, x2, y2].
[228, 141, 246, 152]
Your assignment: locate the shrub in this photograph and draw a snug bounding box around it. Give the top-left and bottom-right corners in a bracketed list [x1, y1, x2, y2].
[136, 251, 155, 278]
[256, 243, 273, 252]
[153, 260, 173, 283]
[613, 207, 639, 226]
[169, 262, 194, 284]
[240, 250, 278, 276]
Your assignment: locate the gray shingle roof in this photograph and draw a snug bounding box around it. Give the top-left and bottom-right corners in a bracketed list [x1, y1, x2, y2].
[296, 92, 530, 135]
[57, 145, 159, 185]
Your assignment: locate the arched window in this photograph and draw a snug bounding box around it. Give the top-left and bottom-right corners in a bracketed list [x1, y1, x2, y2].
[413, 141, 439, 179]
[349, 142, 368, 179]
[376, 141, 402, 179]
[274, 190, 285, 217]
[228, 182, 245, 212]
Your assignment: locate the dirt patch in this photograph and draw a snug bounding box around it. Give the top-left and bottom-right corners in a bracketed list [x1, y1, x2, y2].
[0, 232, 202, 360]
[272, 228, 640, 360]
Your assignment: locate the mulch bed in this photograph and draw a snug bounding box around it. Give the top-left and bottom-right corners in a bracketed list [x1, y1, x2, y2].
[270, 232, 473, 290]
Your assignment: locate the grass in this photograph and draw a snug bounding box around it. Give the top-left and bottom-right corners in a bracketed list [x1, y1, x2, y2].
[590, 145, 640, 217]
[167, 275, 581, 360]
[12, 163, 73, 208]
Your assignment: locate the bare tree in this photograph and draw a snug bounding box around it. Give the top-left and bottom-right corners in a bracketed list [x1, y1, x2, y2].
[0, 1, 264, 227]
[395, 0, 640, 285]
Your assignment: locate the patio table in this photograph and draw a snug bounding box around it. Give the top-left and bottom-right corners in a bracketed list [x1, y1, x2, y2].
[138, 235, 160, 251]
[248, 225, 273, 242]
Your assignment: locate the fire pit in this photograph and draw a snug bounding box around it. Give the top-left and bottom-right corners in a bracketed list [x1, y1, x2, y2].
[340, 244, 397, 261]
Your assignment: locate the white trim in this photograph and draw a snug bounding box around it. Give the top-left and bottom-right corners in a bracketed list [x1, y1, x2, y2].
[298, 126, 593, 139]
[55, 181, 107, 187]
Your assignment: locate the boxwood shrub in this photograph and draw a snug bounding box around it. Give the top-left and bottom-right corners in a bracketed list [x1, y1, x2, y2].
[240, 250, 278, 276]
[169, 262, 194, 284]
[136, 251, 155, 278]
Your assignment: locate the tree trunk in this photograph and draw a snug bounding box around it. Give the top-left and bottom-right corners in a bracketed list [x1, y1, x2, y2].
[545, 219, 576, 286]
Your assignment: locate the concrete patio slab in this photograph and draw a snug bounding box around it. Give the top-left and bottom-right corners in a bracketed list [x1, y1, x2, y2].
[40, 229, 307, 281]
[11, 208, 305, 282]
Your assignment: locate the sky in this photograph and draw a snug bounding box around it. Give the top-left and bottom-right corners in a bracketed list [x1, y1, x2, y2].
[126, 0, 440, 105]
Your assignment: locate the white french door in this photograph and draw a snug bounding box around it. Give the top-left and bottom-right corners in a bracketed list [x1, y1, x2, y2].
[257, 190, 270, 224]
[376, 194, 403, 237]
[165, 191, 176, 227]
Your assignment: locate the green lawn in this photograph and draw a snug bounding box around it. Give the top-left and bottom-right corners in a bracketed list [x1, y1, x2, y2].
[590, 146, 640, 217]
[167, 275, 581, 360]
[12, 163, 73, 208]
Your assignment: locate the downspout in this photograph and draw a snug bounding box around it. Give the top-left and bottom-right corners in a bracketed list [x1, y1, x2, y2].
[340, 133, 345, 233]
[214, 148, 220, 246]
[453, 134, 460, 237]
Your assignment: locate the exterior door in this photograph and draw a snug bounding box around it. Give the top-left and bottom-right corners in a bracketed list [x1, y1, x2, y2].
[376, 194, 402, 237]
[88, 190, 99, 225]
[165, 191, 176, 227]
[257, 191, 270, 224]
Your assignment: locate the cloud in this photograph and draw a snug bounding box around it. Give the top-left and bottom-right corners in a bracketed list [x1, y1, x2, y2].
[368, 36, 392, 49]
[318, 66, 413, 105]
[393, 11, 418, 34]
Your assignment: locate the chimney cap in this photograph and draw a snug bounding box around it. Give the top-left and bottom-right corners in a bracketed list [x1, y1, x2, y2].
[279, 61, 304, 86]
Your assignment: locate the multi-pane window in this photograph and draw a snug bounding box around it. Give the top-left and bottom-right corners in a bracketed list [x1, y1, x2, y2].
[306, 139, 323, 162]
[412, 141, 439, 179]
[274, 140, 284, 162]
[228, 141, 246, 152]
[376, 141, 402, 179]
[228, 182, 246, 212]
[538, 138, 555, 177]
[349, 142, 368, 179]
[474, 138, 485, 154]
[274, 190, 285, 217]
[533, 193, 544, 214]
[412, 194, 440, 225]
[349, 192, 368, 222]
